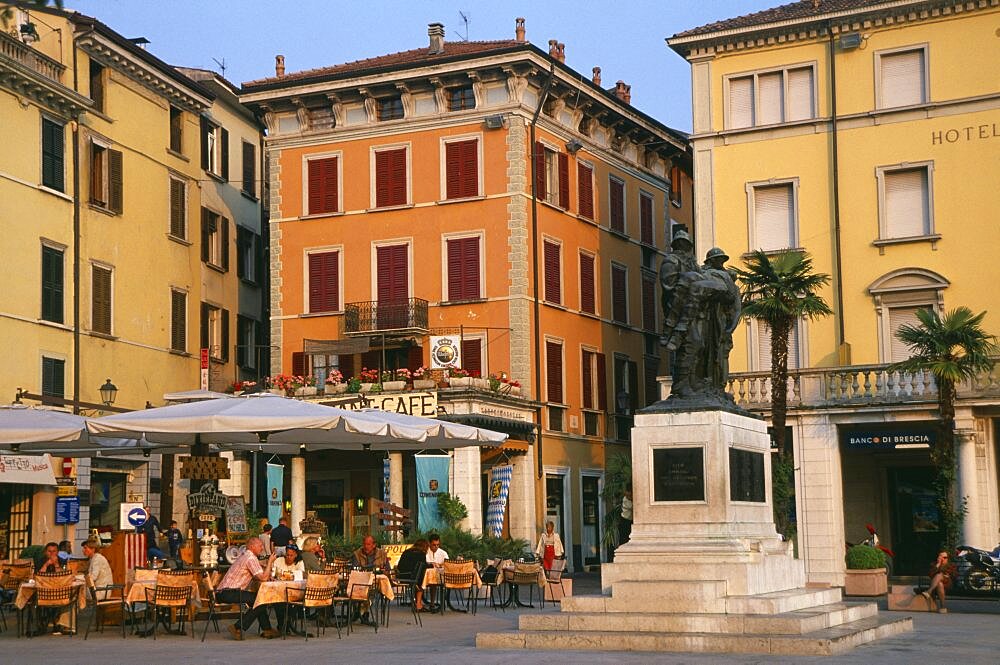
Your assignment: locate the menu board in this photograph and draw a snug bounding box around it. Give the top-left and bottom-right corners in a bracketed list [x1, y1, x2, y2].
[56, 496, 81, 524]
[225, 496, 248, 534]
[729, 448, 766, 503]
[653, 447, 705, 502]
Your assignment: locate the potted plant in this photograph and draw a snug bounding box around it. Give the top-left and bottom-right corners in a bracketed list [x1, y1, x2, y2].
[358, 367, 379, 393]
[844, 544, 888, 596]
[506, 378, 522, 396]
[471, 370, 488, 390]
[412, 366, 435, 390]
[383, 368, 408, 392]
[448, 367, 472, 388]
[270, 374, 296, 396]
[295, 375, 318, 397]
[324, 369, 347, 395]
[345, 377, 362, 394]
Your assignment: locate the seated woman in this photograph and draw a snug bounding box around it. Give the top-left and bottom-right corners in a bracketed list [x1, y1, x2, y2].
[299, 537, 327, 571]
[395, 539, 430, 611]
[273, 543, 304, 579]
[921, 550, 954, 613]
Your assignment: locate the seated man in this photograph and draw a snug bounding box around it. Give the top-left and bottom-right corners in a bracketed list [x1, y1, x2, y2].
[57, 540, 73, 564]
[351, 535, 389, 570]
[424, 533, 450, 607]
[216, 536, 279, 639]
[36, 541, 62, 573]
[81, 539, 113, 599]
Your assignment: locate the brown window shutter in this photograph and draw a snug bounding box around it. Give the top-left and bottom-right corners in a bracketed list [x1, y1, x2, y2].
[610, 178, 624, 233]
[200, 302, 209, 350]
[596, 352, 608, 411]
[640, 194, 653, 245]
[446, 239, 463, 300]
[200, 117, 210, 170]
[291, 351, 306, 377]
[447, 237, 480, 301]
[221, 308, 230, 361]
[462, 139, 478, 198]
[644, 358, 660, 406]
[200, 208, 210, 263]
[533, 142, 546, 199]
[108, 149, 123, 214]
[220, 217, 230, 271]
[461, 338, 482, 376]
[375, 150, 390, 207]
[612, 265, 627, 323]
[242, 142, 255, 196]
[407, 345, 423, 372]
[628, 360, 639, 411]
[543, 240, 561, 305]
[579, 252, 595, 314]
[308, 157, 339, 214]
[389, 148, 406, 206]
[445, 139, 478, 200]
[220, 128, 229, 181]
[170, 179, 185, 238]
[546, 340, 563, 403]
[90, 144, 103, 204]
[170, 290, 186, 352]
[578, 163, 593, 219]
[308, 251, 339, 312]
[558, 152, 569, 209]
[91, 266, 112, 334]
[581, 349, 593, 409]
[445, 141, 462, 200]
[338, 354, 355, 380]
[642, 272, 656, 331]
[670, 165, 682, 205]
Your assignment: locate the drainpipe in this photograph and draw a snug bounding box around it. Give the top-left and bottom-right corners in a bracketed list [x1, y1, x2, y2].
[71, 29, 92, 414]
[530, 63, 556, 479]
[828, 26, 848, 362]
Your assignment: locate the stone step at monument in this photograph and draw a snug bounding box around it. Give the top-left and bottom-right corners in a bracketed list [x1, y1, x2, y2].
[561, 591, 727, 615]
[610, 579, 728, 604]
[520, 601, 878, 635]
[477, 614, 913, 656]
[725, 586, 844, 614]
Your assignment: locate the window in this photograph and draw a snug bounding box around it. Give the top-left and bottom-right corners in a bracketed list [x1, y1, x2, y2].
[374, 147, 407, 207]
[200, 118, 229, 179]
[877, 47, 927, 109]
[887, 306, 925, 363]
[200, 302, 229, 361]
[669, 165, 682, 207]
[748, 181, 796, 252]
[201, 208, 229, 270]
[543, 239, 561, 305]
[579, 251, 596, 315]
[641, 271, 656, 331]
[242, 141, 256, 197]
[448, 86, 475, 111]
[755, 320, 800, 371]
[444, 138, 479, 200]
[237, 315, 256, 369]
[727, 65, 815, 129]
[613, 355, 638, 440]
[91, 264, 112, 335]
[169, 106, 183, 153]
[169, 176, 186, 239]
[577, 163, 594, 219]
[446, 236, 481, 301]
[89, 60, 105, 113]
[609, 176, 625, 234]
[534, 142, 568, 208]
[639, 192, 654, 246]
[644, 356, 661, 407]
[41, 118, 64, 192]
[868, 268, 948, 363]
[377, 96, 404, 121]
[41, 357, 65, 399]
[40, 245, 64, 323]
[611, 263, 628, 324]
[461, 337, 483, 376]
[307, 250, 340, 313]
[236, 226, 258, 284]
[876, 163, 933, 240]
[90, 141, 123, 213]
[170, 289, 186, 352]
[546, 340, 564, 431]
[307, 156, 340, 215]
[581, 349, 607, 426]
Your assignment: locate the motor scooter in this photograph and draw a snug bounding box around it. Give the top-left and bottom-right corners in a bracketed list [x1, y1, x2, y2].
[955, 544, 1000, 593]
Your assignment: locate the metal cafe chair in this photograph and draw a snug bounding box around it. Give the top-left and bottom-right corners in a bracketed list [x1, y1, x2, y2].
[283, 576, 337, 641]
[199, 571, 247, 642]
[0, 562, 34, 633]
[83, 575, 128, 639]
[143, 583, 193, 639]
[28, 570, 77, 636]
[439, 560, 477, 615]
[29, 585, 81, 637]
[332, 570, 375, 636]
[544, 558, 569, 602]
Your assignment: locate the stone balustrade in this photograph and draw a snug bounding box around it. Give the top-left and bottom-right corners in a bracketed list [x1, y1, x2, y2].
[0, 31, 64, 83]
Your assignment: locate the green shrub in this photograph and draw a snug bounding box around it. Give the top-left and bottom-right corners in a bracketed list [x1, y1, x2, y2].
[19, 544, 44, 564]
[845, 544, 886, 570]
[409, 527, 528, 565]
[436, 493, 468, 529]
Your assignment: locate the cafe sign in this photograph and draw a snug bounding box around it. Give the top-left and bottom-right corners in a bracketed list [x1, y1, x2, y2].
[187, 484, 228, 518]
[0, 454, 56, 485]
[342, 391, 438, 417]
[840, 423, 937, 450]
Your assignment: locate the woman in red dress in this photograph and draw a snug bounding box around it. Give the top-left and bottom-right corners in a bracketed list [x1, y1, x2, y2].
[535, 521, 564, 570]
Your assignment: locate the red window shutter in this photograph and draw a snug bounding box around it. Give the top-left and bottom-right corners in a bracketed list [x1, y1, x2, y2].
[461, 140, 478, 198]
[445, 142, 462, 200]
[640, 194, 653, 245]
[582, 349, 593, 409]
[579, 253, 595, 314]
[533, 142, 546, 199]
[376, 244, 408, 302]
[445, 139, 478, 199]
[447, 237, 481, 301]
[543, 240, 561, 305]
[375, 150, 391, 207]
[461, 338, 482, 376]
[596, 352, 608, 411]
[612, 265, 627, 323]
[338, 354, 355, 380]
[308, 251, 339, 312]
[447, 239, 463, 300]
[291, 351, 306, 377]
[642, 273, 656, 331]
[308, 157, 338, 214]
[546, 340, 563, 403]
[388, 148, 407, 206]
[578, 163, 594, 219]
[610, 179, 624, 233]
[558, 152, 569, 209]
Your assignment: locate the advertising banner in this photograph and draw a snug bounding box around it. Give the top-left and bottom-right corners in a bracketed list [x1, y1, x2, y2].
[415, 454, 450, 532]
[485, 464, 513, 538]
[429, 336, 461, 369]
[0, 454, 56, 485]
[383, 457, 390, 503]
[266, 462, 284, 527]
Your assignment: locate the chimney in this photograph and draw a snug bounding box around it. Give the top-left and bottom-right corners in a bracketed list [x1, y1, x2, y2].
[275, 55, 285, 78]
[428, 23, 445, 54]
[556, 43, 566, 63]
[548, 40, 558, 58]
[592, 67, 601, 86]
[614, 80, 631, 104]
[515, 17, 525, 42]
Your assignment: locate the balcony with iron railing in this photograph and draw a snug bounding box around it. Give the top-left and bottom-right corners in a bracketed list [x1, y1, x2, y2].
[0, 31, 64, 83]
[343, 297, 429, 336]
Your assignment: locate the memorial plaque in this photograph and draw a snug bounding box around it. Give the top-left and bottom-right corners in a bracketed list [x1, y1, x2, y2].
[653, 447, 705, 502]
[729, 448, 766, 503]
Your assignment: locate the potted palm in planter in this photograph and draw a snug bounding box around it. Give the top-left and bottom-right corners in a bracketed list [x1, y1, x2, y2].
[323, 369, 346, 395]
[412, 366, 435, 390]
[844, 544, 888, 596]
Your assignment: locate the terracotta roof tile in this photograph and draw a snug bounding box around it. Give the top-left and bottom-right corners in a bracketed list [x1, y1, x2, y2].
[672, 0, 900, 39]
[243, 39, 523, 89]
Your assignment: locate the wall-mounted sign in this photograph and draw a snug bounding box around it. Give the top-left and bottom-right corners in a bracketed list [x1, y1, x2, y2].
[55, 496, 80, 524]
[339, 391, 438, 417]
[0, 454, 56, 485]
[187, 484, 228, 518]
[179, 455, 230, 480]
[429, 336, 461, 369]
[840, 423, 937, 450]
[119, 502, 145, 530]
[225, 495, 248, 534]
[653, 447, 705, 502]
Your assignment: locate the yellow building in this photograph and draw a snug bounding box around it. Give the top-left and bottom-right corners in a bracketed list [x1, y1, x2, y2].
[0, 6, 262, 557]
[670, 0, 1000, 584]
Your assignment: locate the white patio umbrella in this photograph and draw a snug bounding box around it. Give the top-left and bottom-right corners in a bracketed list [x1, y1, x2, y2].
[86, 393, 506, 451]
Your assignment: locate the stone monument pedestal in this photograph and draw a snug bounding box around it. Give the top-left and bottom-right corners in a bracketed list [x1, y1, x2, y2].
[478, 407, 912, 656]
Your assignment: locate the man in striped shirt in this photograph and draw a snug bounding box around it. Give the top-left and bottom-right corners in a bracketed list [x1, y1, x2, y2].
[217, 536, 279, 639]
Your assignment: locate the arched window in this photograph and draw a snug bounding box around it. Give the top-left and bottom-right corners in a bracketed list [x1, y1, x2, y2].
[868, 268, 949, 363]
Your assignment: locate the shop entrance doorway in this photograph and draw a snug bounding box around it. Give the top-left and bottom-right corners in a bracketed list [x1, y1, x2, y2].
[887, 466, 943, 575]
[307, 478, 346, 536]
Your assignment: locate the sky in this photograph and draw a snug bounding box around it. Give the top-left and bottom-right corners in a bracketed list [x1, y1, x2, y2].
[61, 0, 781, 132]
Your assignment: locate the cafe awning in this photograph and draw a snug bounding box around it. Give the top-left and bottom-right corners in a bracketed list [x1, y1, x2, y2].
[303, 338, 370, 355]
[438, 413, 537, 440]
[0, 453, 57, 485]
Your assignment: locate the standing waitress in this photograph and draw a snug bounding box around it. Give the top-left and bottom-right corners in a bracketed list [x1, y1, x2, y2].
[535, 521, 564, 570]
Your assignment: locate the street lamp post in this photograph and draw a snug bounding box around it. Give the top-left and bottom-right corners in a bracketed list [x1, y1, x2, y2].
[99, 378, 118, 406]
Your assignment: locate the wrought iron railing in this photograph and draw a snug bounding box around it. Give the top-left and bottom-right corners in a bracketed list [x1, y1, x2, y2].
[0, 31, 64, 83]
[343, 297, 428, 334]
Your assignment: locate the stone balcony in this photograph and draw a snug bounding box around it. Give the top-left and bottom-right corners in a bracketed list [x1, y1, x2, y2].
[0, 30, 64, 83]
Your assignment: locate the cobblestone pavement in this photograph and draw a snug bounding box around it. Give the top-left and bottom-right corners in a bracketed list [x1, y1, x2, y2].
[2, 574, 998, 664]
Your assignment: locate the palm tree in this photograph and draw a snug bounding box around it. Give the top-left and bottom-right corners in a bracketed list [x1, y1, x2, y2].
[1, 1, 63, 30]
[891, 307, 998, 548]
[734, 250, 832, 537]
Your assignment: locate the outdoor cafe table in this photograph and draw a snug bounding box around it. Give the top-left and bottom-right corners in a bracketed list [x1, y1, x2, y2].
[500, 562, 546, 608]
[253, 574, 395, 608]
[125, 568, 203, 608]
[421, 565, 483, 612]
[14, 574, 88, 611]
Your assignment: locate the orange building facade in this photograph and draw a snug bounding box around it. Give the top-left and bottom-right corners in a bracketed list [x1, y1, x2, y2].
[241, 20, 691, 566]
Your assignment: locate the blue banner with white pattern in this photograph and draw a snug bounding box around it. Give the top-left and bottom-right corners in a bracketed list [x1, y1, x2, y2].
[383, 456, 390, 503]
[485, 464, 513, 538]
[415, 454, 450, 532]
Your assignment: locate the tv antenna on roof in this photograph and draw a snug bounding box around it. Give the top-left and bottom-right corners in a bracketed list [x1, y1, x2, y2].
[454, 11, 469, 41]
[212, 57, 226, 77]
